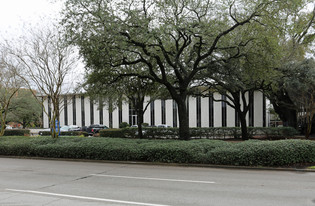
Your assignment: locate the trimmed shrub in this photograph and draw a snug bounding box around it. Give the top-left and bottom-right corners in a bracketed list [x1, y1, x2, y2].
[100, 127, 298, 139]
[100, 129, 125, 138]
[0, 137, 314, 167]
[39, 131, 88, 137]
[119, 122, 129, 128]
[4, 129, 30, 136]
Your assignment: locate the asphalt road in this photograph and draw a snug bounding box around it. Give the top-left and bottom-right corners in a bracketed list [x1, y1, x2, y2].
[0, 158, 314, 206]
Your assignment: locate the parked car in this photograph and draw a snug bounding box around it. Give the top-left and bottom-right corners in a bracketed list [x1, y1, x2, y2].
[85, 124, 108, 135]
[157, 124, 171, 128]
[5, 125, 13, 129]
[68, 125, 81, 131]
[60, 125, 70, 132]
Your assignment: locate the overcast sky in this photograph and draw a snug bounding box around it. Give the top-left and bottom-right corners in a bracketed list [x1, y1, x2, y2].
[0, 0, 63, 38]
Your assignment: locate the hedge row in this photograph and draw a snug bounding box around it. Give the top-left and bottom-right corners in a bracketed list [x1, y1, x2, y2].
[39, 131, 88, 137]
[100, 127, 298, 139]
[3, 129, 30, 136]
[0, 136, 314, 167]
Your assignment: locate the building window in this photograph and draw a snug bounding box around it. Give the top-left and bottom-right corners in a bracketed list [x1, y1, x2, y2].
[173, 100, 177, 127]
[196, 96, 201, 127]
[263, 94, 266, 127]
[72, 96, 76, 125]
[186, 97, 189, 121]
[64, 96, 68, 125]
[109, 111, 113, 128]
[90, 98, 94, 125]
[249, 91, 254, 127]
[129, 103, 137, 126]
[222, 94, 227, 127]
[81, 96, 85, 127]
[209, 93, 214, 127]
[235, 109, 240, 127]
[161, 100, 166, 124]
[150, 100, 155, 126]
[119, 101, 122, 125]
[99, 99, 103, 125]
[48, 96, 51, 127]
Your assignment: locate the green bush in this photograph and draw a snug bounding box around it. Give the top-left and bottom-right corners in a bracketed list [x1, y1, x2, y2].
[4, 129, 30, 136]
[100, 129, 125, 138]
[100, 127, 298, 139]
[119, 122, 129, 128]
[0, 136, 314, 167]
[39, 130, 88, 137]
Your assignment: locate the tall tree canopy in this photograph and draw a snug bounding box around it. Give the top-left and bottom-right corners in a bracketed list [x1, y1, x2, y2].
[62, 0, 302, 139]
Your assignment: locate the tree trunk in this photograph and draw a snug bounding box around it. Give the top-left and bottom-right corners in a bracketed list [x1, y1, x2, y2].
[239, 113, 249, 140]
[137, 104, 144, 139]
[176, 99, 190, 140]
[0, 119, 5, 136]
[0, 111, 7, 136]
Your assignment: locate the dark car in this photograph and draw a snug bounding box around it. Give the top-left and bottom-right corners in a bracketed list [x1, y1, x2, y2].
[85, 124, 108, 135]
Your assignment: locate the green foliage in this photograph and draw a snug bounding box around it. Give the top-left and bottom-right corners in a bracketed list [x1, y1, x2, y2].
[0, 137, 314, 167]
[3, 129, 30, 136]
[206, 140, 315, 166]
[100, 127, 298, 139]
[39, 131, 88, 137]
[119, 122, 129, 128]
[62, 0, 298, 140]
[7, 89, 42, 128]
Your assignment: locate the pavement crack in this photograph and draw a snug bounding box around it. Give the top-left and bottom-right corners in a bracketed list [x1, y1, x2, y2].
[72, 175, 93, 182]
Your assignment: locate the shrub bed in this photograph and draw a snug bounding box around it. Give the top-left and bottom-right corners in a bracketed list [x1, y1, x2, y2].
[100, 127, 298, 139]
[39, 131, 88, 137]
[0, 136, 314, 167]
[4, 129, 30, 136]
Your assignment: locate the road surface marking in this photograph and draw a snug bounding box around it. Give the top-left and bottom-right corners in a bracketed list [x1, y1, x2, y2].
[6, 189, 170, 206]
[90, 174, 215, 184]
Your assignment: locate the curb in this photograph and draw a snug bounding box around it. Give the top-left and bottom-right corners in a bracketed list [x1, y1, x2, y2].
[1, 156, 315, 173]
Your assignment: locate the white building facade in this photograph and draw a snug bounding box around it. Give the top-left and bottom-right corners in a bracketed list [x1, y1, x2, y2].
[42, 91, 267, 128]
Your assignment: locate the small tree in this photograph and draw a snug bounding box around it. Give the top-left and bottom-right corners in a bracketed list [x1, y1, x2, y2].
[0, 47, 23, 136]
[5, 25, 78, 138]
[285, 59, 315, 138]
[6, 89, 42, 128]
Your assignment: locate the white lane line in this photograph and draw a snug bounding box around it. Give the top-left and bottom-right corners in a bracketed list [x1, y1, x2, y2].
[90, 174, 215, 184]
[6, 189, 170, 206]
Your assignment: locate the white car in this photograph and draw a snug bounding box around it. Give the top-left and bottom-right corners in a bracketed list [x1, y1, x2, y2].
[68, 125, 81, 131]
[157, 124, 171, 128]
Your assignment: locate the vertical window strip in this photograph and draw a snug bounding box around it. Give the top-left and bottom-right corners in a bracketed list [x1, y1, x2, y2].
[249, 91, 254, 127]
[41, 97, 44, 128]
[186, 97, 189, 122]
[119, 101, 122, 125]
[99, 99, 103, 125]
[81, 96, 85, 127]
[161, 100, 166, 124]
[90, 98, 94, 125]
[172, 100, 177, 127]
[48, 96, 51, 128]
[72, 96, 76, 125]
[64, 96, 68, 126]
[235, 109, 240, 127]
[263, 94, 266, 127]
[196, 96, 201, 127]
[150, 101, 155, 126]
[209, 93, 214, 127]
[222, 94, 227, 127]
[109, 111, 113, 128]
